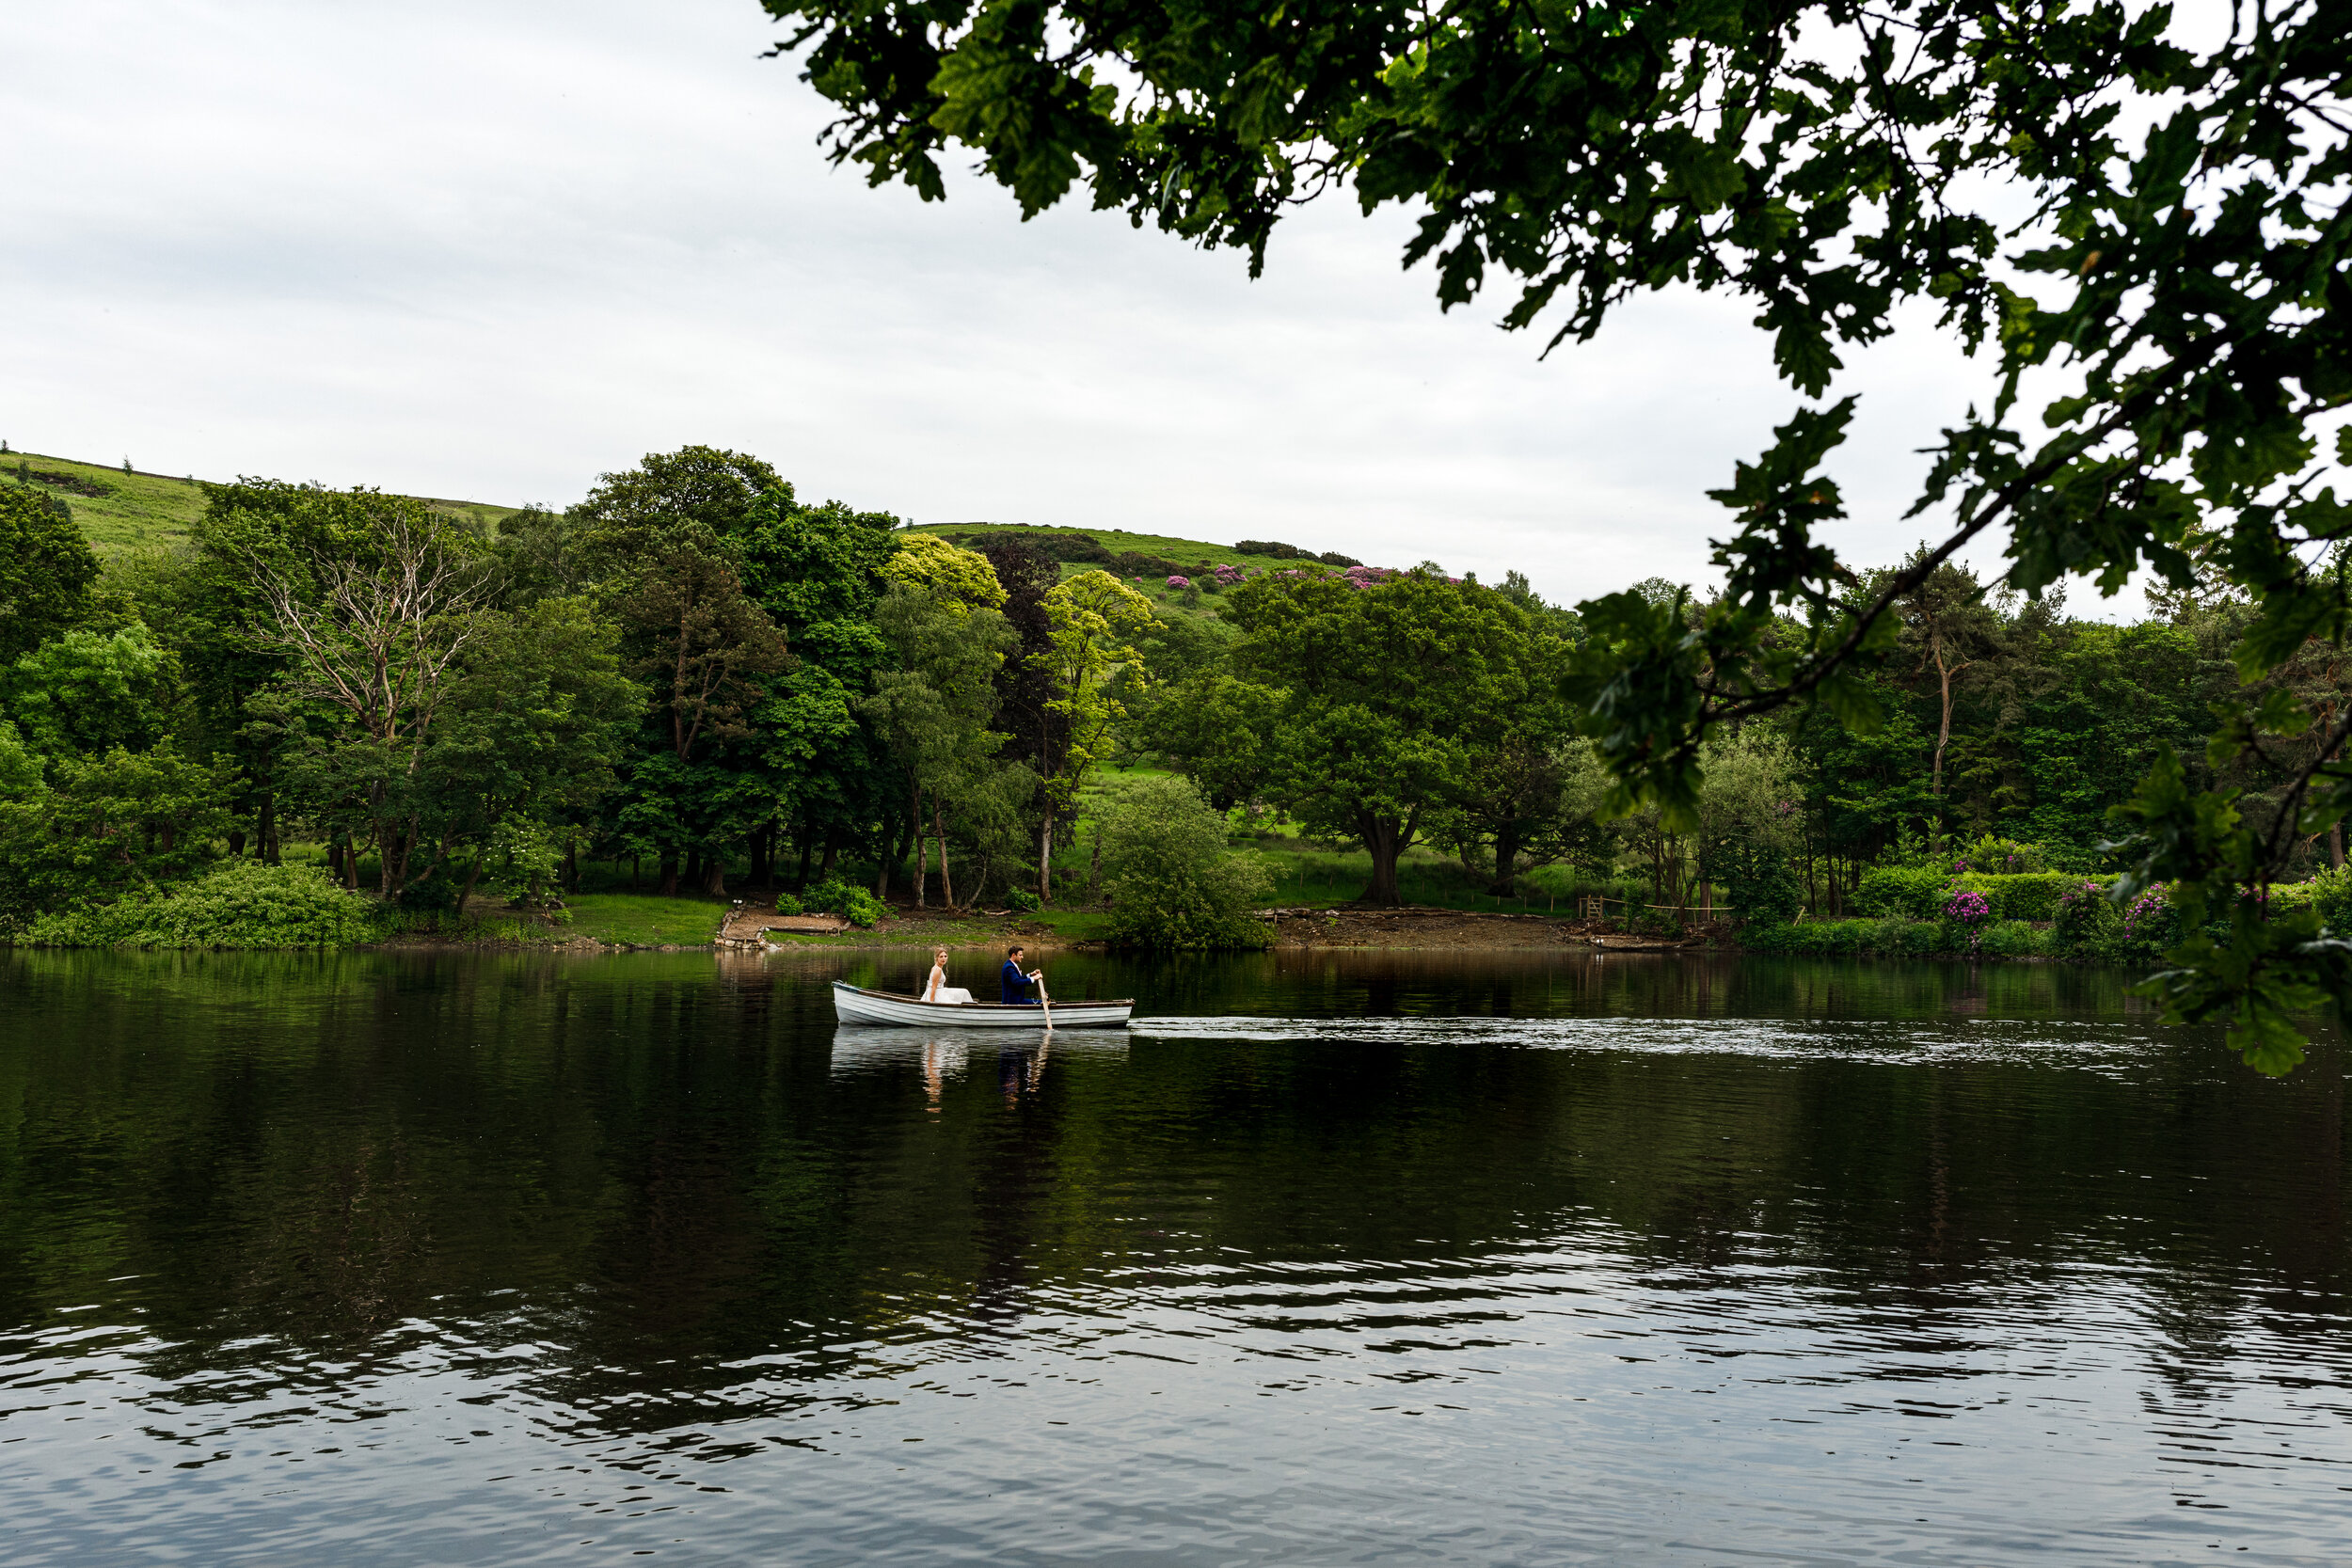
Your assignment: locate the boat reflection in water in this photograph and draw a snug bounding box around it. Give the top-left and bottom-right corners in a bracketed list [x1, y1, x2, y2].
[830, 1024, 1131, 1108]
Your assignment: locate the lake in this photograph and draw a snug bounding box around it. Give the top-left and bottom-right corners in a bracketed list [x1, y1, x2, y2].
[1, 947, 2345, 1565]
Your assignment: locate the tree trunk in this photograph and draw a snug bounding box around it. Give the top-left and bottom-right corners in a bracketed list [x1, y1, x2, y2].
[795, 823, 814, 892]
[2334, 745, 2345, 870]
[818, 827, 840, 880]
[1359, 813, 1413, 906]
[658, 848, 679, 897]
[1038, 808, 1054, 905]
[686, 846, 705, 891]
[1930, 639, 1971, 847]
[258, 793, 280, 864]
[752, 825, 773, 891]
[911, 782, 927, 909]
[1489, 818, 1523, 897]
[454, 849, 485, 921]
[564, 836, 580, 895]
[933, 796, 955, 910]
[703, 853, 727, 897]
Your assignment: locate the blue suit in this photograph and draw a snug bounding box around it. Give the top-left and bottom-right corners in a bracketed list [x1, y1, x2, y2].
[1000, 959, 1038, 1005]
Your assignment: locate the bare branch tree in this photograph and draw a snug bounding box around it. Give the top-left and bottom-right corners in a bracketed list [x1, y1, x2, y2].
[244, 503, 489, 897]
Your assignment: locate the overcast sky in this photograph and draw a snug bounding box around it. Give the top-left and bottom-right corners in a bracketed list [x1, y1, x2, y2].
[9, 0, 2125, 607]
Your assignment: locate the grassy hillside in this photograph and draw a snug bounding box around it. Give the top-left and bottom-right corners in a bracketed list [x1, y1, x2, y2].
[8, 448, 1348, 623]
[3, 449, 522, 554]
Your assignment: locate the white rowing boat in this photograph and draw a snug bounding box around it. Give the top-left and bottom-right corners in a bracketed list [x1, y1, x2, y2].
[829, 979, 1135, 1029]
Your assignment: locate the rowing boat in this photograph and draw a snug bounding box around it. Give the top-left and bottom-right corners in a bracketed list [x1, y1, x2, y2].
[829, 979, 1134, 1028]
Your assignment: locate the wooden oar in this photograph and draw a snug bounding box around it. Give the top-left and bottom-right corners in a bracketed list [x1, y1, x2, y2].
[1035, 970, 1052, 1031]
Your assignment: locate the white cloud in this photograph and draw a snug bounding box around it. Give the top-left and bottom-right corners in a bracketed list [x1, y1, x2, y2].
[5, 0, 2113, 610]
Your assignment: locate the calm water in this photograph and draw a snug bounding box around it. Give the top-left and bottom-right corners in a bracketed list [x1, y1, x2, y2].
[1, 947, 2346, 1565]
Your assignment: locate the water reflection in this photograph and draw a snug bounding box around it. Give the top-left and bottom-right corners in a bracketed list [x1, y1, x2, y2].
[0, 946, 2344, 1566]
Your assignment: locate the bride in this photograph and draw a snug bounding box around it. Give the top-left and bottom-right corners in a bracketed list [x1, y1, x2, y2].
[922, 948, 974, 1005]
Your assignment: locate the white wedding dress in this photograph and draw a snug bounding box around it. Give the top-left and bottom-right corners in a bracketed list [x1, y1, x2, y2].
[923, 967, 975, 1006]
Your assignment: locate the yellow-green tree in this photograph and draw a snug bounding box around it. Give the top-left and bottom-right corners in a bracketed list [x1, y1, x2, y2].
[881, 533, 1006, 610]
[1032, 570, 1155, 903]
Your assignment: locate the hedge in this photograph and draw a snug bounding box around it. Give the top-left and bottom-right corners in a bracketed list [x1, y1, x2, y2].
[24, 861, 382, 949]
[1854, 866, 2109, 924]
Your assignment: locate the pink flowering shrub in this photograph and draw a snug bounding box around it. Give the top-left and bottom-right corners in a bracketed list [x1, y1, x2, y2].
[2125, 886, 2172, 942]
[1166, 576, 1189, 589]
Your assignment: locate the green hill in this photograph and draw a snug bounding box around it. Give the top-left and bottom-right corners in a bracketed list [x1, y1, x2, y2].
[2, 449, 521, 555]
[7, 450, 1363, 625]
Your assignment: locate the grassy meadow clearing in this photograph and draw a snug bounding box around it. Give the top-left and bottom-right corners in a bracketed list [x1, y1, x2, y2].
[3, 448, 524, 553]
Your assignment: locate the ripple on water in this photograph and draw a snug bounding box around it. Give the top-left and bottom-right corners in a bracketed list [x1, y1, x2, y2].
[0, 950, 2344, 1564]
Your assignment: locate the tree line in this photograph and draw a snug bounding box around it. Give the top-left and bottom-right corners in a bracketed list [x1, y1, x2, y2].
[0, 448, 2331, 937]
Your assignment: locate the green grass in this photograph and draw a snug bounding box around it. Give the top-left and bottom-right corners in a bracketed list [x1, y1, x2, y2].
[5, 452, 210, 553]
[3, 448, 522, 555]
[1234, 834, 1625, 913]
[1026, 907, 1116, 942]
[563, 894, 729, 946]
[765, 906, 1115, 949]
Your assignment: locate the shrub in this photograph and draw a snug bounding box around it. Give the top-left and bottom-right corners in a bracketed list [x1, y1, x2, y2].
[1004, 887, 1041, 913]
[0, 746, 233, 924]
[1978, 919, 2044, 957]
[1893, 920, 1947, 956]
[1741, 918, 1871, 955]
[1956, 833, 2053, 874]
[771, 892, 803, 916]
[2053, 879, 2121, 950]
[1719, 827, 1804, 927]
[1733, 920, 1804, 954]
[1955, 871, 2084, 921]
[2122, 884, 2175, 954]
[805, 877, 886, 927]
[25, 861, 380, 949]
[400, 872, 460, 911]
[1854, 865, 1950, 920]
[1099, 776, 1272, 948]
[2309, 864, 2352, 928]
[2266, 879, 2321, 914]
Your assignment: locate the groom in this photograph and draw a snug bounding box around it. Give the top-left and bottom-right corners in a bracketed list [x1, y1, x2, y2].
[999, 945, 1041, 1006]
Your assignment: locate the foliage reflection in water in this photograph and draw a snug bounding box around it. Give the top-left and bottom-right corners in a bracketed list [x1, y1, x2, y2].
[0, 947, 2345, 1565]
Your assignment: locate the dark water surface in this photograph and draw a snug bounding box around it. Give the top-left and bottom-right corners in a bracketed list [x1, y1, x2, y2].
[2, 947, 2346, 1565]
